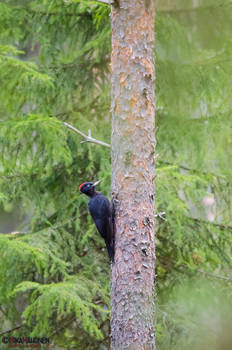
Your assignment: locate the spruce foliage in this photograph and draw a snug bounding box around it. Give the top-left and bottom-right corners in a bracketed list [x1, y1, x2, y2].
[0, 0, 231, 349]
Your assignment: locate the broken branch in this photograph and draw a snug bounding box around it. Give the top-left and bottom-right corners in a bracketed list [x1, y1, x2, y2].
[63, 122, 111, 148]
[94, 0, 114, 4]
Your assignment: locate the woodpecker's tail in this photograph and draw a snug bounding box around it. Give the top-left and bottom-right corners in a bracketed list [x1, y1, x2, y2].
[106, 241, 115, 263]
[109, 200, 116, 263]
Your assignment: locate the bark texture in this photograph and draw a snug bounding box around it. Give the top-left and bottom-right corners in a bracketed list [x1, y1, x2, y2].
[111, 1, 156, 349]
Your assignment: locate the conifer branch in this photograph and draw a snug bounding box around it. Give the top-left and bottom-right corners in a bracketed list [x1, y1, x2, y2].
[179, 265, 232, 283]
[0, 157, 230, 189]
[0, 324, 24, 336]
[26, 9, 92, 18]
[159, 4, 225, 13]
[179, 216, 232, 269]
[43, 212, 232, 234]
[50, 316, 76, 338]
[205, 226, 232, 268]
[197, 269, 232, 282]
[189, 216, 232, 232]
[0, 165, 67, 180]
[158, 160, 230, 184]
[63, 122, 111, 148]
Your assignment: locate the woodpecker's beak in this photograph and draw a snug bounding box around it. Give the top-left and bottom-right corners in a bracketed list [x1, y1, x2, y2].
[93, 179, 102, 187]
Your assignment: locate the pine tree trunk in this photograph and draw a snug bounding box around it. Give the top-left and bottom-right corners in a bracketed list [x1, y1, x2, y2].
[110, 1, 156, 349]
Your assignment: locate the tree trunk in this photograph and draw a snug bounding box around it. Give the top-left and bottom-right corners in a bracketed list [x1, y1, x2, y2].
[110, 0, 156, 349]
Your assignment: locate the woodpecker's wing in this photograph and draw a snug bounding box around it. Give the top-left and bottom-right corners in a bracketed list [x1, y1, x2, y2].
[94, 215, 114, 262]
[88, 193, 111, 216]
[88, 194, 112, 238]
[88, 194, 114, 261]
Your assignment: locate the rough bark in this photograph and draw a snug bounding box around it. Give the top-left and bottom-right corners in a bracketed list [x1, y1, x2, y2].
[110, 1, 156, 349]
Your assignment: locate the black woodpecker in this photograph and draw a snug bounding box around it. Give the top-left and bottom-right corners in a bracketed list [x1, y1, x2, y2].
[79, 180, 115, 263]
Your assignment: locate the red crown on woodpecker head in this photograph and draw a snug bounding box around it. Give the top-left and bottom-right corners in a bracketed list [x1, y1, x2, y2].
[79, 182, 86, 191]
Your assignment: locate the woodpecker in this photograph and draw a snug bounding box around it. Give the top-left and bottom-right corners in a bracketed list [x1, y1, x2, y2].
[79, 180, 115, 263]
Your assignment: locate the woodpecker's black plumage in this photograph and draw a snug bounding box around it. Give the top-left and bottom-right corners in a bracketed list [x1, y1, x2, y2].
[79, 181, 115, 262]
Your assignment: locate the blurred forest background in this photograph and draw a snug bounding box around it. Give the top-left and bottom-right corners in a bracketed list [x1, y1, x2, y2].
[0, 0, 232, 349]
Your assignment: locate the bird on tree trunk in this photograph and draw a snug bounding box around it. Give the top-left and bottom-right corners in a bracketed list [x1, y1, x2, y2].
[79, 180, 115, 263]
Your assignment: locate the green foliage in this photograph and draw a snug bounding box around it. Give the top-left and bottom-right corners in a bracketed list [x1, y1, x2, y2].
[0, 0, 231, 349]
[157, 278, 232, 350]
[12, 277, 108, 339]
[0, 115, 72, 175]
